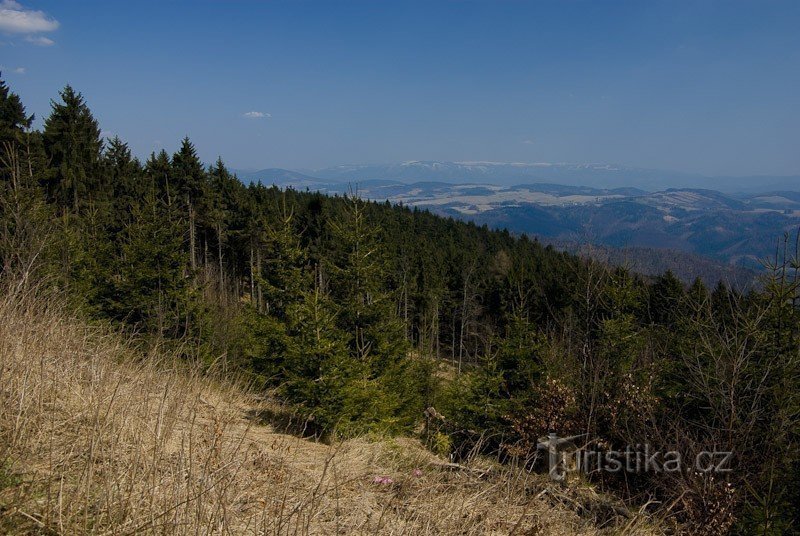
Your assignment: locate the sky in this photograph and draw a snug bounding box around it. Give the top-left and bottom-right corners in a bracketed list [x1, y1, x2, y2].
[1, 0, 799, 177]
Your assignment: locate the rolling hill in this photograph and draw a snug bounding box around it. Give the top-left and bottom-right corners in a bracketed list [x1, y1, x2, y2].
[237, 164, 800, 283]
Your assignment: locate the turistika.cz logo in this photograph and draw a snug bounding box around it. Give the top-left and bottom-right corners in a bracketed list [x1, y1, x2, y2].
[537, 433, 733, 482]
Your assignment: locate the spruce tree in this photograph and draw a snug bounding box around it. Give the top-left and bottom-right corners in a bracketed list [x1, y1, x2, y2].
[328, 195, 407, 370]
[111, 183, 188, 337]
[0, 76, 41, 193]
[326, 195, 428, 433]
[105, 137, 143, 203]
[649, 270, 686, 327]
[0, 74, 33, 148]
[145, 150, 174, 204]
[0, 109, 51, 283]
[171, 137, 205, 271]
[283, 285, 357, 433]
[42, 86, 104, 212]
[206, 158, 236, 287]
[260, 196, 306, 319]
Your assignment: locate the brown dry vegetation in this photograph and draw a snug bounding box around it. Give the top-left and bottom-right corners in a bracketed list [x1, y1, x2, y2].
[0, 286, 661, 535]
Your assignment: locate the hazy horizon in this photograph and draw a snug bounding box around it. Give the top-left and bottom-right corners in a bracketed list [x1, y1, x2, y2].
[1, 0, 799, 178]
[234, 159, 800, 179]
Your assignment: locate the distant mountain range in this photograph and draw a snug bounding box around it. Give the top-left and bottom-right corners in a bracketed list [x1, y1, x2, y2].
[235, 161, 800, 193]
[337, 181, 799, 272]
[232, 161, 800, 286]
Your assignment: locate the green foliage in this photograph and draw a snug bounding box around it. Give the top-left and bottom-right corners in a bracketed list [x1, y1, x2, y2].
[42, 86, 104, 212]
[496, 313, 544, 395]
[171, 137, 205, 204]
[283, 287, 351, 417]
[430, 431, 452, 458]
[648, 270, 686, 326]
[0, 142, 53, 282]
[0, 74, 33, 147]
[6, 75, 800, 533]
[439, 354, 510, 448]
[260, 198, 306, 319]
[107, 187, 188, 336]
[281, 286, 404, 437]
[233, 306, 288, 380]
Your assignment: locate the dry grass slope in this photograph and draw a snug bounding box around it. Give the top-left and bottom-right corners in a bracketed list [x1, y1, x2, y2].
[0, 287, 660, 535]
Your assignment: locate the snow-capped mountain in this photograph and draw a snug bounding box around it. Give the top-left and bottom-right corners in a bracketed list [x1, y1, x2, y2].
[292, 161, 798, 192]
[303, 160, 681, 188]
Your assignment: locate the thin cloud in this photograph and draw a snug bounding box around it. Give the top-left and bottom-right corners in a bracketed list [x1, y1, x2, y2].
[523, 139, 535, 145]
[243, 111, 270, 119]
[0, 1, 59, 34]
[25, 35, 53, 46]
[0, 64, 25, 74]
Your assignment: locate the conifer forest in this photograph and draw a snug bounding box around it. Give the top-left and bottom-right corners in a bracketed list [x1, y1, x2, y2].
[2, 74, 800, 534]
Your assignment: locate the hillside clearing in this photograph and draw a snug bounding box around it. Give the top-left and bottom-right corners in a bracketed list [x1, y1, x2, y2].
[0, 288, 658, 535]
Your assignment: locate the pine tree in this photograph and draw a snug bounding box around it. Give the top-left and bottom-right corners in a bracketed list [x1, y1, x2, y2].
[326, 195, 428, 433]
[0, 74, 33, 148]
[648, 270, 686, 327]
[260, 196, 306, 319]
[111, 183, 188, 337]
[0, 75, 41, 194]
[283, 285, 356, 433]
[105, 136, 144, 225]
[171, 137, 205, 271]
[42, 86, 103, 212]
[206, 158, 238, 290]
[0, 137, 52, 284]
[328, 195, 407, 370]
[145, 150, 173, 203]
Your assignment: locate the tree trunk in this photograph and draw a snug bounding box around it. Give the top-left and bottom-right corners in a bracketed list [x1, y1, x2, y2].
[188, 197, 196, 271]
[433, 299, 440, 359]
[249, 243, 255, 304]
[217, 222, 224, 292]
[256, 247, 263, 313]
[459, 262, 477, 374]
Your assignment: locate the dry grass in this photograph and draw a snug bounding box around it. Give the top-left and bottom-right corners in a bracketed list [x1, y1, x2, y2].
[0, 286, 661, 535]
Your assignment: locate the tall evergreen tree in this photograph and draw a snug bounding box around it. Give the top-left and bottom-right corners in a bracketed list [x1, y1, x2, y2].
[110, 183, 188, 336]
[206, 158, 237, 287]
[104, 136, 144, 230]
[171, 137, 205, 270]
[145, 149, 174, 204]
[260, 197, 307, 319]
[328, 195, 407, 369]
[649, 270, 686, 327]
[0, 74, 33, 148]
[0, 79, 50, 283]
[326, 196, 429, 432]
[42, 86, 103, 212]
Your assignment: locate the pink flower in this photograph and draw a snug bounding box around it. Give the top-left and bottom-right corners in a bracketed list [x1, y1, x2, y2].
[372, 476, 394, 485]
[412, 469, 423, 477]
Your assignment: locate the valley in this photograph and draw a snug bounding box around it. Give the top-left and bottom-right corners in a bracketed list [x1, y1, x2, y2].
[240, 163, 800, 283]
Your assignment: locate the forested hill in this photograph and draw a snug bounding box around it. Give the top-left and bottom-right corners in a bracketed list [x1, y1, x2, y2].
[4, 77, 800, 533]
[0, 76, 591, 432]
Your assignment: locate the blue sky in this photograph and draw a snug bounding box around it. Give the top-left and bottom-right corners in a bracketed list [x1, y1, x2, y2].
[1, 0, 798, 176]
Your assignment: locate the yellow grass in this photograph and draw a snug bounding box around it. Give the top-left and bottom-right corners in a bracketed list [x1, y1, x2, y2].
[0, 287, 660, 534]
